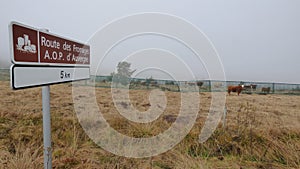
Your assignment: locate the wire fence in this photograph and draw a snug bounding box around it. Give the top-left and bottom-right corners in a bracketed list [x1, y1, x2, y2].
[1, 69, 300, 95]
[90, 75, 300, 95]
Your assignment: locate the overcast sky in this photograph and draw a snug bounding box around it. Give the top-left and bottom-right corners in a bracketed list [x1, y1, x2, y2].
[1, 0, 299, 83]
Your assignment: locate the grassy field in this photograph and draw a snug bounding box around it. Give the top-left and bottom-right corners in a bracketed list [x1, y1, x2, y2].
[0, 81, 299, 169]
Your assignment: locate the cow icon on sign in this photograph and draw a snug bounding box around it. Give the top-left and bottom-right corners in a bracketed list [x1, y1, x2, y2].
[16, 34, 37, 53]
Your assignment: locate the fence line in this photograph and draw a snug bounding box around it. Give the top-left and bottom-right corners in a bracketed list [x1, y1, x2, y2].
[89, 75, 300, 95]
[1, 69, 299, 95]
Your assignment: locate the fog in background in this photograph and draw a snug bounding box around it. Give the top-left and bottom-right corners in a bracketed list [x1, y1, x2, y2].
[1, 0, 299, 83]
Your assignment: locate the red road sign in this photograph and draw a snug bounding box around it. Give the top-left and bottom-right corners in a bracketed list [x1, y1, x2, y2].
[10, 23, 39, 63]
[9, 22, 90, 66]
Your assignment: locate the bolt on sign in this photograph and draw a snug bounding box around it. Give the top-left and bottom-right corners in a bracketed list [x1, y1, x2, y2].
[10, 22, 90, 66]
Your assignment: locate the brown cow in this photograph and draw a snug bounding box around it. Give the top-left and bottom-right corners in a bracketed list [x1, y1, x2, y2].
[196, 81, 203, 87]
[228, 85, 244, 95]
[186, 81, 203, 87]
[261, 87, 271, 93]
[243, 84, 257, 91]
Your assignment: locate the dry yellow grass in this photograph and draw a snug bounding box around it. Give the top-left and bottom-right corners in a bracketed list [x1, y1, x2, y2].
[0, 81, 299, 169]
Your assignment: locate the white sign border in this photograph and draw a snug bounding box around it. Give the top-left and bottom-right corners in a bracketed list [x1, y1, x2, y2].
[9, 21, 90, 67]
[10, 65, 90, 90]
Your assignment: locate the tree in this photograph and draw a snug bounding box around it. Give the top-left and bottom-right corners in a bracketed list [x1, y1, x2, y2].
[146, 76, 154, 84]
[111, 61, 136, 86]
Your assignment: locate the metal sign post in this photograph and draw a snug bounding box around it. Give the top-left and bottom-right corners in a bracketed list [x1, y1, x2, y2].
[223, 106, 227, 129]
[40, 28, 52, 169]
[42, 85, 52, 169]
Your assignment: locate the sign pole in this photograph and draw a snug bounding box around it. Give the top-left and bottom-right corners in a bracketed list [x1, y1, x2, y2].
[41, 28, 52, 169]
[223, 106, 227, 129]
[42, 85, 52, 169]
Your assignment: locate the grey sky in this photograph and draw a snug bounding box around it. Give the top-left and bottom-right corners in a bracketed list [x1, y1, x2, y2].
[1, 0, 299, 83]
